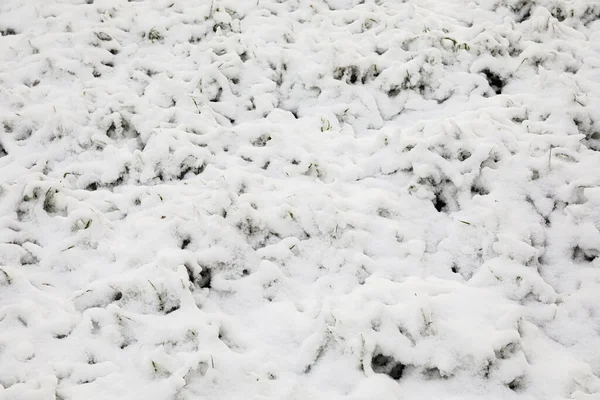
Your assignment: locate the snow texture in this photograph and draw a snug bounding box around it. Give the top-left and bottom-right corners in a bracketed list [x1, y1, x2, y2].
[1, 0, 600, 399]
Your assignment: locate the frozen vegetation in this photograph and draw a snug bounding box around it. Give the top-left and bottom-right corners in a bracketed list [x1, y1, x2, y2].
[0, 0, 600, 399]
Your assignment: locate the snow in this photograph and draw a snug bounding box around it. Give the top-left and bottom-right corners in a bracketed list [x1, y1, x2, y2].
[1, 0, 600, 399]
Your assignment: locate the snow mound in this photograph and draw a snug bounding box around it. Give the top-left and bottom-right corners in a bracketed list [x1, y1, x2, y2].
[0, 0, 599, 399]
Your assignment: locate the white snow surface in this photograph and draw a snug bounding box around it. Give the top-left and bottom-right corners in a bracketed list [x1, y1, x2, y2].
[1, 0, 600, 399]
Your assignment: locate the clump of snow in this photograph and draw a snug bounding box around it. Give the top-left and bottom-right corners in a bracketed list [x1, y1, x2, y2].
[0, 0, 599, 399]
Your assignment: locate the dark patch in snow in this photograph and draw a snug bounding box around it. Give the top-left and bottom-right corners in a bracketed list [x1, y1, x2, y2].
[433, 193, 447, 212]
[0, 28, 16, 36]
[572, 245, 598, 263]
[371, 353, 405, 380]
[481, 69, 505, 95]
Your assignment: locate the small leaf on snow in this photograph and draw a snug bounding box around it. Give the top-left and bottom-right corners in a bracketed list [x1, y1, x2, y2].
[95, 32, 112, 41]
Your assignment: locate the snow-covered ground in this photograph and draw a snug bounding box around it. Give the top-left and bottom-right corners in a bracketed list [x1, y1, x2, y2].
[1, 0, 600, 398]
